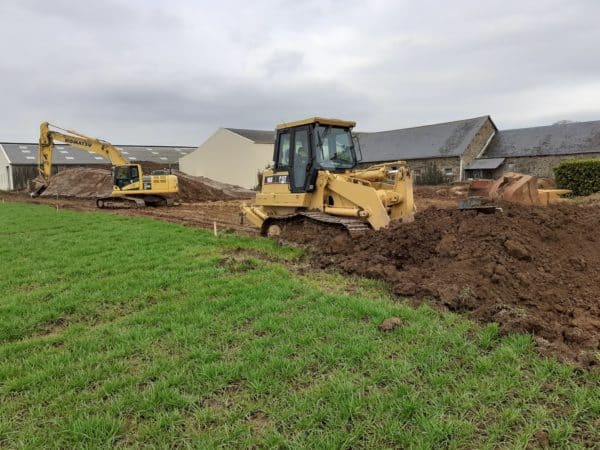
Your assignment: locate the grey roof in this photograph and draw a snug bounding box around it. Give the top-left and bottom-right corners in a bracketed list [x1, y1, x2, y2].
[464, 158, 505, 170]
[0, 143, 195, 165]
[358, 116, 494, 162]
[225, 128, 275, 144]
[483, 120, 600, 158]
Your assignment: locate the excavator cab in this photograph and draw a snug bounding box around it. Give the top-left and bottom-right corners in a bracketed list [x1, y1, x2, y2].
[113, 164, 141, 190]
[273, 118, 357, 193]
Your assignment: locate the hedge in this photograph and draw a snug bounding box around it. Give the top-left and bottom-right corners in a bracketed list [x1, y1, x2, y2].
[553, 158, 600, 196]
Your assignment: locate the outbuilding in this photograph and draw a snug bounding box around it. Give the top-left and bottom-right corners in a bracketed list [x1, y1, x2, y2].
[179, 127, 275, 189]
[357, 116, 497, 183]
[473, 120, 600, 179]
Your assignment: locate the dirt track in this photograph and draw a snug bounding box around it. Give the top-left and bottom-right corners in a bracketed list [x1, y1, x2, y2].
[3, 185, 599, 367]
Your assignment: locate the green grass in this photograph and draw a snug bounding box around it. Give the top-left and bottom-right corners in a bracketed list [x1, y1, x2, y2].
[0, 202, 598, 448]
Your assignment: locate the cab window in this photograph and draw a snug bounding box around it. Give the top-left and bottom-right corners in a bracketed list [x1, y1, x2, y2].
[276, 133, 290, 168]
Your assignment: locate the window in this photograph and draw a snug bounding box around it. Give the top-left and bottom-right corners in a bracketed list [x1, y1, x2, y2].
[444, 167, 453, 176]
[276, 133, 291, 168]
[314, 126, 355, 170]
[292, 129, 309, 189]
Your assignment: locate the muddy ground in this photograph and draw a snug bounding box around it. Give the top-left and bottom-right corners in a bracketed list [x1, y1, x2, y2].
[3, 179, 599, 367]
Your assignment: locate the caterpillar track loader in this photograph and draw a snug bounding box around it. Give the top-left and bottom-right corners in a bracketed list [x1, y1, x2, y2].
[31, 122, 178, 208]
[241, 117, 415, 236]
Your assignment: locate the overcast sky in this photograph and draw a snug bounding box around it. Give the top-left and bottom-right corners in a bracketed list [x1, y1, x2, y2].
[1, 0, 599, 145]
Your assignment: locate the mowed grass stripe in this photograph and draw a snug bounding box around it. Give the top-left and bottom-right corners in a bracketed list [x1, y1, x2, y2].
[0, 202, 598, 448]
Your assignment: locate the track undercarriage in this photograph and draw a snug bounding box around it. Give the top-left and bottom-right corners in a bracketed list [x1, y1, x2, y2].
[95, 195, 174, 209]
[261, 211, 371, 238]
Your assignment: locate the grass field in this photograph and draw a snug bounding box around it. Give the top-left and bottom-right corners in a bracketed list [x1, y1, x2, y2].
[0, 202, 598, 448]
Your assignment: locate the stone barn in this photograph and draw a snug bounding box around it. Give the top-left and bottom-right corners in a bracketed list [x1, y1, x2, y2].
[467, 120, 600, 179]
[357, 116, 497, 184]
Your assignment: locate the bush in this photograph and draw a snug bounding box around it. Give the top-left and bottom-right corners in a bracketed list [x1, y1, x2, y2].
[553, 158, 600, 196]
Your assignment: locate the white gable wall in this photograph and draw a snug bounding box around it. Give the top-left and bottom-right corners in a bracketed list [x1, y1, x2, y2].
[0, 144, 11, 190]
[180, 128, 273, 189]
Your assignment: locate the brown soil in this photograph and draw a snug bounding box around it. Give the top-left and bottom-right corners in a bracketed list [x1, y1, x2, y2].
[285, 203, 600, 367]
[38, 167, 254, 202]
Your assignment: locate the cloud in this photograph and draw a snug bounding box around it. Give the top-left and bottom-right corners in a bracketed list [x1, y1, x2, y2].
[0, 0, 599, 145]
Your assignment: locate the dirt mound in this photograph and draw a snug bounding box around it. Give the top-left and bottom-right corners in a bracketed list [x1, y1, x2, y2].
[38, 168, 254, 202]
[291, 204, 600, 367]
[174, 171, 254, 202]
[40, 168, 113, 198]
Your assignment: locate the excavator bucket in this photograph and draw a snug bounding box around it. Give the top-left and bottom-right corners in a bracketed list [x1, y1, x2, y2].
[28, 177, 47, 197]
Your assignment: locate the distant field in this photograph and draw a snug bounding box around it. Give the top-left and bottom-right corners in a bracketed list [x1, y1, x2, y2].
[0, 202, 598, 448]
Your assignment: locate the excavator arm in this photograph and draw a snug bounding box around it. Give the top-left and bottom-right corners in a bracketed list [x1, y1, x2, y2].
[38, 121, 129, 180]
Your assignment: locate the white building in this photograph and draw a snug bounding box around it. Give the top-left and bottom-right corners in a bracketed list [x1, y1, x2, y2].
[179, 128, 275, 189]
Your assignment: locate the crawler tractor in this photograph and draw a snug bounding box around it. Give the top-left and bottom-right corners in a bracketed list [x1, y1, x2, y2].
[241, 117, 415, 236]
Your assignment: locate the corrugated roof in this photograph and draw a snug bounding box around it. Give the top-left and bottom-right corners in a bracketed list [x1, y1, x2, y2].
[358, 116, 494, 162]
[464, 158, 505, 170]
[225, 128, 275, 144]
[0, 143, 195, 165]
[483, 121, 600, 158]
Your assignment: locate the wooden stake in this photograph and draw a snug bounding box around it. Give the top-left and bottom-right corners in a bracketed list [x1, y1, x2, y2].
[213, 221, 218, 237]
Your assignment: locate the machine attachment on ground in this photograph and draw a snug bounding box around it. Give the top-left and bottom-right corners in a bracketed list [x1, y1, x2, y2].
[241, 117, 415, 236]
[30, 122, 178, 208]
[464, 172, 571, 209]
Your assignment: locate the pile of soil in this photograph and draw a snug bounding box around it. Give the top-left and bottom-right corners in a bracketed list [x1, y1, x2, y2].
[290, 204, 600, 367]
[174, 171, 254, 202]
[39, 168, 254, 202]
[40, 168, 113, 198]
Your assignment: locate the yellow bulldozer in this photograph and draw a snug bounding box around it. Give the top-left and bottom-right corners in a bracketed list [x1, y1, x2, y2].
[31, 122, 179, 208]
[241, 117, 415, 236]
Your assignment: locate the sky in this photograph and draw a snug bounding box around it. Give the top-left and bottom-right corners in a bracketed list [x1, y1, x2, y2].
[1, 0, 600, 145]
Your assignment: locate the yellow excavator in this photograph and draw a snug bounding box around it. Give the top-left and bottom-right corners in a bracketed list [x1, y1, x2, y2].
[241, 117, 415, 236]
[31, 122, 179, 208]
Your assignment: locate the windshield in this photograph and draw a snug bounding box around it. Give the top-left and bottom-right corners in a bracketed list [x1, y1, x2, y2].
[314, 126, 356, 170]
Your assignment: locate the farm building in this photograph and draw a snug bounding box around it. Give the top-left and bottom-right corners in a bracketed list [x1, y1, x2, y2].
[180, 127, 275, 189]
[465, 120, 600, 179]
[0, 142, 193, 191]
[357, 116, 497, 183]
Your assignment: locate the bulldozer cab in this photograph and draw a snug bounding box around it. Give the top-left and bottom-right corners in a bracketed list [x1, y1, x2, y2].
[274, 117, 357, 193]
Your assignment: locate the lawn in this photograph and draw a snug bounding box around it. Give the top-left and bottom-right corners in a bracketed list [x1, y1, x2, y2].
[0, 202, 598, 448]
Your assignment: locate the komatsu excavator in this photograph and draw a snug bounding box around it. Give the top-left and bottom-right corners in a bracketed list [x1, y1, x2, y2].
[241, 117, 415, 236]
[31, 122, 178, 208]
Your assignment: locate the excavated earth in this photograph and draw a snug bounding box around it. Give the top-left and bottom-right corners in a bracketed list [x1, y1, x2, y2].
[39, 167, 254, 202]
[284, 203, 600, 368]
